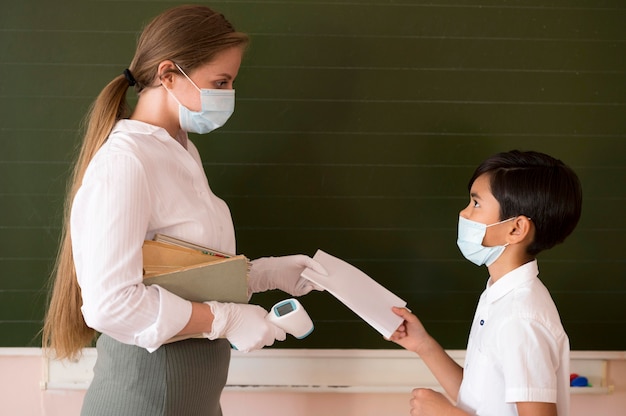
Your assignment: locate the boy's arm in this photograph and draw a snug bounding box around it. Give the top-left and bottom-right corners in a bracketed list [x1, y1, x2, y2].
[390, 307, 464, 401]
[517, 402, 557, 416]
[413, 332, 464, 401]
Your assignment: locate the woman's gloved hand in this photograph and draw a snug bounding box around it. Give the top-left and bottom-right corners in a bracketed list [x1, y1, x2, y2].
[248, 255, 328, 297]
[203, 301, 286, 352]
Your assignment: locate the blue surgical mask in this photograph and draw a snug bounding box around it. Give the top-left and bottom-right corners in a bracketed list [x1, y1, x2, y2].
[164, 64, 235, 134]
[456, 216, 515, 266]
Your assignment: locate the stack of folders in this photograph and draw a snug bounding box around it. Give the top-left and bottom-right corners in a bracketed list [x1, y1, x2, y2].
[142, 234, 250, 305]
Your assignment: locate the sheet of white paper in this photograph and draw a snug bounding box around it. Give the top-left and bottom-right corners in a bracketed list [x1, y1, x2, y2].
[301, 250, 406, 338]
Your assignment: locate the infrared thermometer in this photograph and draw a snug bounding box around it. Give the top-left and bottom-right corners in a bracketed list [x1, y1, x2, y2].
[266, 298, 314, 339]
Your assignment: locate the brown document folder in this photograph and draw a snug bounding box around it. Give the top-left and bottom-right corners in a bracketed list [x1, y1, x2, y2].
[142, 239, 249, 304]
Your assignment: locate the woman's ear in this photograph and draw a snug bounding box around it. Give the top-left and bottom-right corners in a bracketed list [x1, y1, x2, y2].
[157, 60, 178, 89]
[507, 216, 533, 245]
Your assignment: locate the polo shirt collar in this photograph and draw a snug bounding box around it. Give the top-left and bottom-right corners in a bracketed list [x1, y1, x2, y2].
[484, 260, 538, 304]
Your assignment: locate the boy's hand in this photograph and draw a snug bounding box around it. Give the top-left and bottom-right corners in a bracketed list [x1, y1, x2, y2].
[388, 307, 429, 354]
[410, 388, 466, 416]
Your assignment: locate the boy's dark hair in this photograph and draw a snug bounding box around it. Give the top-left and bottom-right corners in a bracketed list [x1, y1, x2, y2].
[469, 150, 582, 256]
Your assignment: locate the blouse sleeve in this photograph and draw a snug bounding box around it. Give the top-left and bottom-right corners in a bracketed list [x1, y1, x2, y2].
[71, 149, 192, 350]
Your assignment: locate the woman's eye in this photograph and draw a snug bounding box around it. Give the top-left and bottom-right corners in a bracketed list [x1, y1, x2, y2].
[215, 80, 228, 88]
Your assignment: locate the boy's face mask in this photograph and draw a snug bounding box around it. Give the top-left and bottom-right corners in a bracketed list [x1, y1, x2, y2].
[456, 216, 515, 266]
[164, 64, 235, 134]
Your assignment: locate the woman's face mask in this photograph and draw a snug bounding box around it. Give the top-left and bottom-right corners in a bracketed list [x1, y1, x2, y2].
[456, 216, 515, 266]
[164, 64, 235, 134]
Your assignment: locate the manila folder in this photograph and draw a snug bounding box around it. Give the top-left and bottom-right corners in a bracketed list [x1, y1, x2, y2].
[142, 240, 248, 304]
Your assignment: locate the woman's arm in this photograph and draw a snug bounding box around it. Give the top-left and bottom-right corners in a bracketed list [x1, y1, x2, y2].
[177, 302, 215, 335]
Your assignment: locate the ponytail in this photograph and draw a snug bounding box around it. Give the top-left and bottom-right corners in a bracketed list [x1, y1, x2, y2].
[42, 75, 131, 360]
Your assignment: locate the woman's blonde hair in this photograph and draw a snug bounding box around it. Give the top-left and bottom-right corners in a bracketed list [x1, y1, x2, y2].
[42, 5, 248, 360]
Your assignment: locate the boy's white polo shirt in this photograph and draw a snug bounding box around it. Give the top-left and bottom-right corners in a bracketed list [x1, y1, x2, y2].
[457, 260, 570, 416]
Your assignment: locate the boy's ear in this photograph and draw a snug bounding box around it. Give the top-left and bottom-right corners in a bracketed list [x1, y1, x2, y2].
[507, 216, 533, 245]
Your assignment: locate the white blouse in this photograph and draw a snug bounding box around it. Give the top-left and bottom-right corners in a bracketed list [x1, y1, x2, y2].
[71, 119, 236, 351]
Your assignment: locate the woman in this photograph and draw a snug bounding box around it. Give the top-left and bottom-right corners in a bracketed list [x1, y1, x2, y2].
[42, 5, 325, 415]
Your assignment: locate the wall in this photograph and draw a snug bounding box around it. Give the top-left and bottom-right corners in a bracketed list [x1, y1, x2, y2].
[1, 349, 624, 416]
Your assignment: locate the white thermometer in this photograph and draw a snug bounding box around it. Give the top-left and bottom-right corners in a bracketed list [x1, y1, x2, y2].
[266, 298, 314, 339]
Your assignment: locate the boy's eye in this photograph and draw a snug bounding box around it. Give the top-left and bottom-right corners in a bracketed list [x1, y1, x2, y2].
[473, 199, 480, 208]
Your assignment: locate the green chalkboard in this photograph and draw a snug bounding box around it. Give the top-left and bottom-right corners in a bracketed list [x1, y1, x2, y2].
[0, 0, 624, 351]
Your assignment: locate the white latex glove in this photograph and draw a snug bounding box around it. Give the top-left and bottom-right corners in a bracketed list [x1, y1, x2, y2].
[248, 255, 328, 297]
[204, 301, 286, 352]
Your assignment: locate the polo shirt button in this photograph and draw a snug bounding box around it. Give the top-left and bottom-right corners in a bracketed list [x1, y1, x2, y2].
[479, 319, 485, 326]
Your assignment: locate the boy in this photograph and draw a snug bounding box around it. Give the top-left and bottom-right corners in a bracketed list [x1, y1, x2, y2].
[390, 150, 582, 416]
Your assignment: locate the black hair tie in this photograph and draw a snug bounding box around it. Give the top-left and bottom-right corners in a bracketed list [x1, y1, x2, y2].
[123, 68, 137, 86]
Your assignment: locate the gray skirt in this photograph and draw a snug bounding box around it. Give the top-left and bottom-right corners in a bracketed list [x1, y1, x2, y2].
[81, 334, 231, 416]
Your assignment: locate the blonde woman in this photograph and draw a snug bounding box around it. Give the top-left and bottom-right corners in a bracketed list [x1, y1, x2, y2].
[43, 5, 325, 415]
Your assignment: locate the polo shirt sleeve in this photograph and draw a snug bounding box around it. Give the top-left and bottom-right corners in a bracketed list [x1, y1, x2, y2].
[496, 316, 560, 404]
